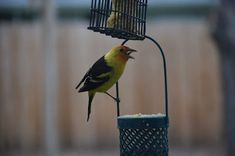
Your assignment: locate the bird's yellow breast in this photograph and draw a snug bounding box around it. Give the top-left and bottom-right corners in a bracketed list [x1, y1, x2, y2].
[93, 54, 126, 92]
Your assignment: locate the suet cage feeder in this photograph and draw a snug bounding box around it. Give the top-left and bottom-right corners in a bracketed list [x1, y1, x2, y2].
[88, 0, 169, 155]
[88, 0, 147, 40]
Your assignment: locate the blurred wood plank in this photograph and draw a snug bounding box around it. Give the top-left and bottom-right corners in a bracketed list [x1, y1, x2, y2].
[41, 0, 59, 155]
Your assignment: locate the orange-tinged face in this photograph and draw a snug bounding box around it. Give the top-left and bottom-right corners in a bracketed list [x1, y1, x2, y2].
[115, 45, 137, 62]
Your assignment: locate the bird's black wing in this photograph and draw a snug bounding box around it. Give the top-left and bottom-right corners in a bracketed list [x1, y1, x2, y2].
[76, 56, 112, 92]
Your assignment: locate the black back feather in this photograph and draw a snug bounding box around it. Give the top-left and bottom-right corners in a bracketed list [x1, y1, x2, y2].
[76, 56, 112, 92]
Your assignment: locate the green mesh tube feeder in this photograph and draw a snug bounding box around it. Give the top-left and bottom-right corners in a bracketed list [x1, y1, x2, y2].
[87, 0, 169, 155]
[118, 114, 168, 155]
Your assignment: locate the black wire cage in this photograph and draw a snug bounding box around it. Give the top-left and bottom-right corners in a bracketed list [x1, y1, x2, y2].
[88, 0, 147, 40]
[88, 0, 169, 155]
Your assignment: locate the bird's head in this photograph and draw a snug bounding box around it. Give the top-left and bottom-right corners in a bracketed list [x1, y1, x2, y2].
[112, 45, 137, 62]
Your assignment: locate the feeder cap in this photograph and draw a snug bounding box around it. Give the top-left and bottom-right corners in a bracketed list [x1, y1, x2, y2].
[118, 113, 169, 129]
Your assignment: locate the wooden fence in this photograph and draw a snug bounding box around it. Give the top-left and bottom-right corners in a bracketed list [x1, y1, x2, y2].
[0, 20, 223, 150]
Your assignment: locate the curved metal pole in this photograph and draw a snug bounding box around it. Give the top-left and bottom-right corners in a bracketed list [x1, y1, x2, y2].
[122, 39, 129, 45]
[116, 81, 120, 116]
[144, 35, 169, 119]
[119, 37, 169, 119]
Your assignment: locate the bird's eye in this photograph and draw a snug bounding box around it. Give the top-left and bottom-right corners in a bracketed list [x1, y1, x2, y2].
[120, 48, 124, 52]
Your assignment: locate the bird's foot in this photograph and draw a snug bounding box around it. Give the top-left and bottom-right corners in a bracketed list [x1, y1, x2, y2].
[105, 92, 120, 103]
[114, 97, 120, 103]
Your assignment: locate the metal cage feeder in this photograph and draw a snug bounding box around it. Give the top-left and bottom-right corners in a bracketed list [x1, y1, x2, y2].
[88, 0, 169, 155]
[88, 0, 147, 40]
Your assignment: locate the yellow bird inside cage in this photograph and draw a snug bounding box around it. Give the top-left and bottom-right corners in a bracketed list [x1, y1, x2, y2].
[107, 0, 137, 32]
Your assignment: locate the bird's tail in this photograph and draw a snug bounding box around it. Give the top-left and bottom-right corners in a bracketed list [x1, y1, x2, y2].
[87, 91, 95, 122]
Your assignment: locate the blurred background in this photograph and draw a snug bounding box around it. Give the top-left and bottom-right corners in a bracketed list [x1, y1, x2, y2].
[1, 0, 235, 155]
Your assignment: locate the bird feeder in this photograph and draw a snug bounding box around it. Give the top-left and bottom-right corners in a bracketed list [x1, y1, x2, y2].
[88, 0, 147, 40]
[88, 0, 169, 155]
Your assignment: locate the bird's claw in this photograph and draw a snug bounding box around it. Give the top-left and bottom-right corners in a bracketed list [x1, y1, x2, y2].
[105, 92, 120, 103]
[115, 97, 120, 103]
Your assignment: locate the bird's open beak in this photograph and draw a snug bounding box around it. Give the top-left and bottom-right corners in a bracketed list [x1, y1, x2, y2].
[127, 48, 137, 59]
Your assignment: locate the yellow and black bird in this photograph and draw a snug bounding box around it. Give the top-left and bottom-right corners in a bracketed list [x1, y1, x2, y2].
[76, 45, 137, 121]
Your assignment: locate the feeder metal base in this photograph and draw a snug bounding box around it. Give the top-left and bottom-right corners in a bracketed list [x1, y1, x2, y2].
[118, 116, 169, 156]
